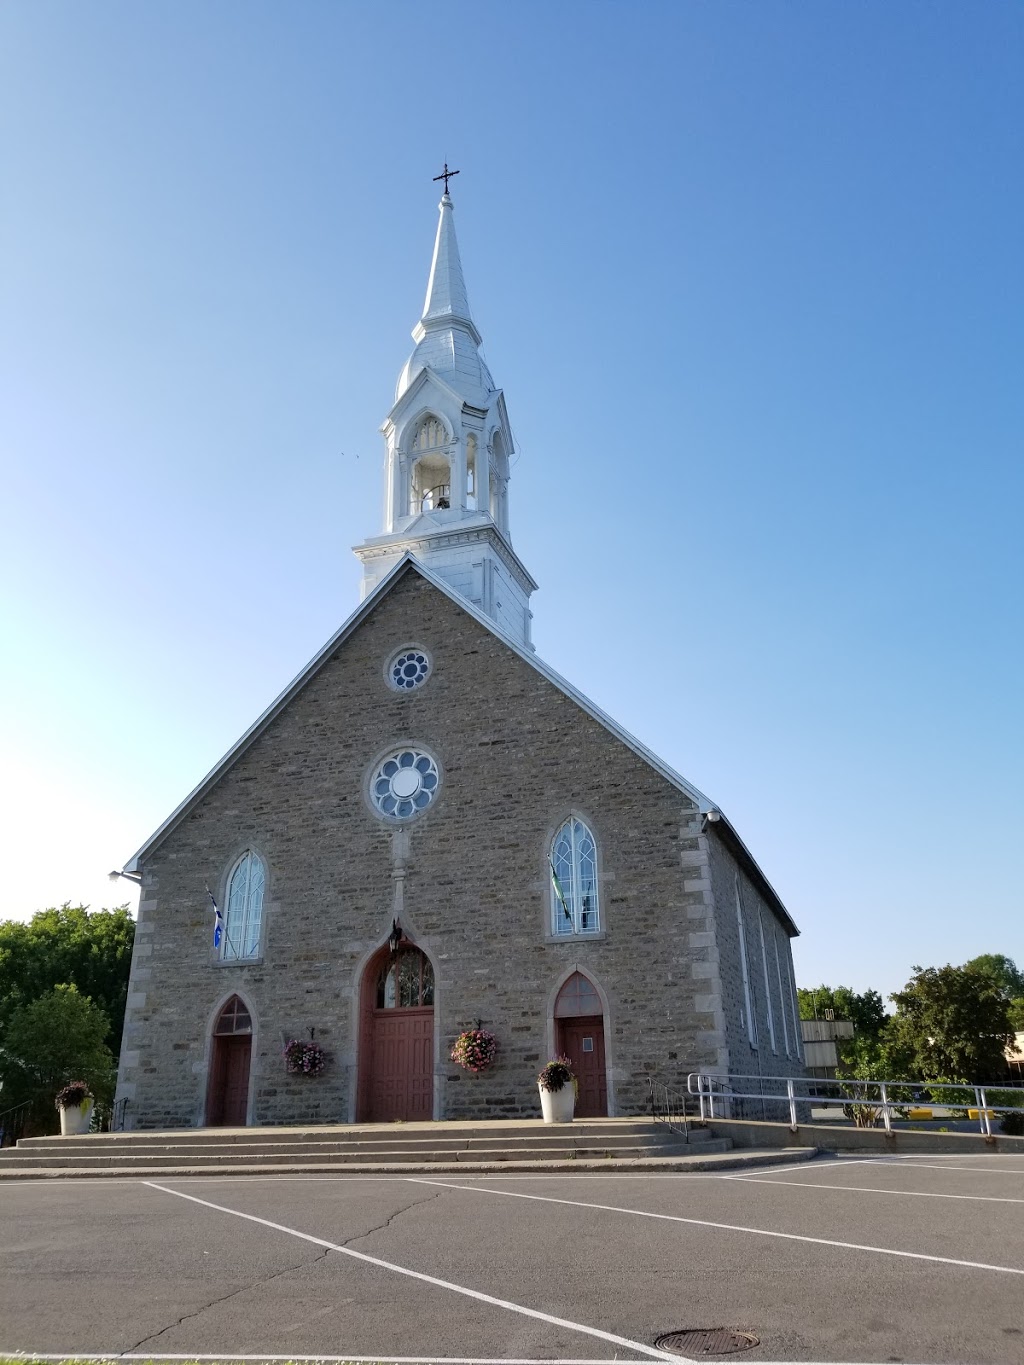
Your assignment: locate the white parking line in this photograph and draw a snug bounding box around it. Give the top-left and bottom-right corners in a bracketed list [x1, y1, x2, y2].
[723, 1174, 1024, 1203]
[142, 1182, 688, 1364]
[0, 1357, 943, 1365]
[861, 1159, 1024, 1176]
[0, 1356, 653, 1363]
[408, 1179, 1024, 1277]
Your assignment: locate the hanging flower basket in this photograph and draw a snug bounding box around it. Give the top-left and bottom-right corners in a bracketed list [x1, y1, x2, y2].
[283, 1038, 327, 1076]
[450, 1028, 498, 1074]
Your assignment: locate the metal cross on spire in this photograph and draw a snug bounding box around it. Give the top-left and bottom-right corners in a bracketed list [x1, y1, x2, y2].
[433, 161, 460, 195]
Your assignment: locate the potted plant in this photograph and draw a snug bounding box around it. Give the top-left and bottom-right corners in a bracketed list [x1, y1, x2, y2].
[538, 1056, 576, 1123]
[55, 1081, 94, 1136]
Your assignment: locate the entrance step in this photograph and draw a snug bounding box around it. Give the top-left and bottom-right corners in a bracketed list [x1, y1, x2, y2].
[0, 1117, 756, 1179]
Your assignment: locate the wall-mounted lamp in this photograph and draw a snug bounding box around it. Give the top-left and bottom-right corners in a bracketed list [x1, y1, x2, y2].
[108, 870, 143, 884]
[388, 918, 403, 956]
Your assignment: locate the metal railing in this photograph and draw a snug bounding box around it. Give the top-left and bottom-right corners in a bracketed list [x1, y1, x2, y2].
[688, 1071, 1024, 1137]
[648, 1077, 692, 1139]
[111, 1097, 130, 1132]
[0, 1100, 31, 1148]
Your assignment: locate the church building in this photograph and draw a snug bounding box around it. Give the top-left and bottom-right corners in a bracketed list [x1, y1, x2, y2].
[115, 186, 805, 1129]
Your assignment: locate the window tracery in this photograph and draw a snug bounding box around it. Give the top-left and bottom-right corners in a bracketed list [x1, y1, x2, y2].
[222, 852, 265, 961]
[550, 818, 600, 935]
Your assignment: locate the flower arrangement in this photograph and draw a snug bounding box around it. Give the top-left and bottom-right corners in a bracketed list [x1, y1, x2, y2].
[55, 1081, 93, 1111]
[450, 1028, 498, 1074]
[283, 1038, 327, 1076]
[538, 1057, 575, 1093]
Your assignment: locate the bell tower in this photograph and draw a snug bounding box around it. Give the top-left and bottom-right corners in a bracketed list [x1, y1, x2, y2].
[354, 188, 536, 647]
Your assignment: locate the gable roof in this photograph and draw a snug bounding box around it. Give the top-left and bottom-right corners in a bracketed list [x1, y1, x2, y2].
[123, 555, 798, 936]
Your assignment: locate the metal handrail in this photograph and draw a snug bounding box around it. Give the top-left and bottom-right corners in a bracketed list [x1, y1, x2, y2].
[648, 1077, 691, 1140]
[0, 1099, 32, 1148]
[688, 1071, 1024, 1137]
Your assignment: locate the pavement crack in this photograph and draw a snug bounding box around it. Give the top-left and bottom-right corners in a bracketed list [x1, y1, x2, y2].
[122, 1246, 329, 1353]
[338, 1186, 444, 1247]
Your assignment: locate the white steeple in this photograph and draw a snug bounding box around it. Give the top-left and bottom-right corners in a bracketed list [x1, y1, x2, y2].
[354, 190, 536, 647]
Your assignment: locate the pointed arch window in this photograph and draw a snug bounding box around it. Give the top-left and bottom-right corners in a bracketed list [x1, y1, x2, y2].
[550, 818, 600, 936]
[222, 851, 265, 961]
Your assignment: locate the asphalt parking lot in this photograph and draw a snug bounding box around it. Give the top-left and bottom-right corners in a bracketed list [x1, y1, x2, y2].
[2, 1154, 1023, 1364]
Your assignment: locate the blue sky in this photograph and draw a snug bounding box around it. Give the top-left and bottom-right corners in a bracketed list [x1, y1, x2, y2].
[1, 2, 1021, 1002]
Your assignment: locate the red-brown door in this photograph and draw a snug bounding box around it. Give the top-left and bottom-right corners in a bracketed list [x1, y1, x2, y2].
[206, 1034, 252, 1126]
[367, 1006, 433, 1122]
[558, 1015, 607, 1117]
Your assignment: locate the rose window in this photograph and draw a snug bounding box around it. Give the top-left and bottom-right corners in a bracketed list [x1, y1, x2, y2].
[371, 749, 440, 819]
[389, 650, 431, 691]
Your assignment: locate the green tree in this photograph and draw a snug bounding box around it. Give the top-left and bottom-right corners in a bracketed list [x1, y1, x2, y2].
[886, 964, 1013, 1083]
[0, 904, 134, 1044]
[962, 955, 1024, 1036]
[0, 985, 116, 1132]
[797, 984, 887, 1038]
[963, 954, 1024, 998]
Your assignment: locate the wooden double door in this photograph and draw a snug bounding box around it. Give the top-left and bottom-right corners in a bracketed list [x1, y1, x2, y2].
[365, 1005, 434, 1122]
[358, 944, 435, 1122]
[557, 1014, 607, 1117]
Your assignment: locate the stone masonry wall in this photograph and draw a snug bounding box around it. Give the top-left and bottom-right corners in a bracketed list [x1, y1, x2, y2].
[706, 832, 805, 1121]
[118, 569, 749, 1127]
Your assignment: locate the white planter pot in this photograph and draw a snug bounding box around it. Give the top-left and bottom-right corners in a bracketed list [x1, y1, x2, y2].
[59, 1101, 94, 1136]
[539, 1083, 575, 1123]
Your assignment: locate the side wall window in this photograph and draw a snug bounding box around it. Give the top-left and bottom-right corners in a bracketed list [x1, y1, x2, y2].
[550, 818, 599, 935]
[222, 851, 266, 961]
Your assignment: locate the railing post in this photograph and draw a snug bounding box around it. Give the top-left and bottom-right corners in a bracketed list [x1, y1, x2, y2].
[880, 1082, 892, 1133]
[978, 1087, 992, 1137]
[787, 1077, 798, 1130]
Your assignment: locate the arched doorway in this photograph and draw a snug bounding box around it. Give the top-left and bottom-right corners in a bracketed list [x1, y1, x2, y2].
[358, 944, 434, 1122]
[555, 972, 607, 1117]
[206, 995, 252, 1127]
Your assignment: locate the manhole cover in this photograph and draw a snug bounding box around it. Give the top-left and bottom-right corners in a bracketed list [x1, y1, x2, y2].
[654, 1329, 760, 1357]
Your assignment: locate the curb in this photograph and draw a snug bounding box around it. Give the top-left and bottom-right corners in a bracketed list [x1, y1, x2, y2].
[0, 1146, 816, 1180]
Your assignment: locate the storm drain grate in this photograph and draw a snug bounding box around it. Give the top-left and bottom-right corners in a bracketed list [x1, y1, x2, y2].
[654, 1328, 760, 1357]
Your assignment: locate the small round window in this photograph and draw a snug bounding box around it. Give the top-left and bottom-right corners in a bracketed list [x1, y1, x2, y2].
[389, 649, 431, 692]
[371, 749, 440, 820]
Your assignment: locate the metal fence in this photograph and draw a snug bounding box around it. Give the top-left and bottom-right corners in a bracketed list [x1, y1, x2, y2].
[687, 1071, 1024, 1137]
[0, 1099, 31, 1148]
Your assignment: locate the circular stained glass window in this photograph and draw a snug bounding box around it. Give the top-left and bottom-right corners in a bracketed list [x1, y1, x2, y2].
[389, 650, 431, 691]
[371, 749, 440, 820]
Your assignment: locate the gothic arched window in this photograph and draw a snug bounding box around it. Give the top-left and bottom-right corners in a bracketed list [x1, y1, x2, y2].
[222, 851, 266, 961]
[550, 818, 600, 936]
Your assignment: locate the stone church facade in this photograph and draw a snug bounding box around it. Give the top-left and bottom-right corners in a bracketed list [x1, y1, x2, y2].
[115, 191, 805, 1129]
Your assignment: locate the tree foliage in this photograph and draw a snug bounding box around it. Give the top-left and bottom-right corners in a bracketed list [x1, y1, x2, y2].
[1, 985, 116, 1131]
[0, 904, 134, 1043]
[886, 964, 1013, 1083]
[963, 954, 1024, 1036]
[796, 984, 887, 1038]
[0, 905, 133, 1133]
[963, 954, 1024, 998]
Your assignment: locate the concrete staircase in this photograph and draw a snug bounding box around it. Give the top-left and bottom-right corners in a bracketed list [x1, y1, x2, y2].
[0, 1117, 747, 1179]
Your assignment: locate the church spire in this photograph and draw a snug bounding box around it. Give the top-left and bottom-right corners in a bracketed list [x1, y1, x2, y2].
[419, 193, 479, 340]
[354, 180, 537, 648]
